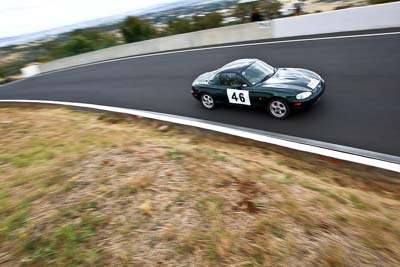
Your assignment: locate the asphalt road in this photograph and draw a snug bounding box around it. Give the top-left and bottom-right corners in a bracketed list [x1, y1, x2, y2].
[1, 31, 400, 157]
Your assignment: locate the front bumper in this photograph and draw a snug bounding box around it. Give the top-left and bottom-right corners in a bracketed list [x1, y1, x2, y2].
[191, 87, 201, 100]
[290, 79, 325, 109]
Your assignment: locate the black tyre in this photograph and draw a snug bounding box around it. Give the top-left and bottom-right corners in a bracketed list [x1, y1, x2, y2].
[268, 99, 290, 119]
[201, 93, 216, 110]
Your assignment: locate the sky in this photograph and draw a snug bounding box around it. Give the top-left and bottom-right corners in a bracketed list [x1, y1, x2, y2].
[0, 0, 176, 38]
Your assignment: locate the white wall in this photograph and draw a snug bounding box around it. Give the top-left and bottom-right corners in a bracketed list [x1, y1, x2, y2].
[272, 2, 400, 38]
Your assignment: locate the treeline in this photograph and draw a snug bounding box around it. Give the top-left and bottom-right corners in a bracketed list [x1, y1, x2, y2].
[53, 11, 226, 58]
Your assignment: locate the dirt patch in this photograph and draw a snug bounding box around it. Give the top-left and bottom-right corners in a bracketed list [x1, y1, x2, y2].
[0, 52, 26, 65]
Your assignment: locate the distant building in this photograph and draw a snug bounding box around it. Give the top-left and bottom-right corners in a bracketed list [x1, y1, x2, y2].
[279, 0, 304, 16]
[217, 8, 234, 16]
[177, 14, 195, 19]
[238, 0, 302, 17]
[222, 17, 240, 24]
[238, 0, 259, 4]
[153, 23, 168, 33]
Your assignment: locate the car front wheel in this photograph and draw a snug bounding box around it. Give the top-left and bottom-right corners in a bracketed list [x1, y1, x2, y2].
[268, 99, 290, 119]
[201, 93, 216, 110]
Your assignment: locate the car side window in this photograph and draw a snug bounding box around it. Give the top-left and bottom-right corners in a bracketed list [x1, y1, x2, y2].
[219, 73, 243, 86]
[209, 74, 220, 85]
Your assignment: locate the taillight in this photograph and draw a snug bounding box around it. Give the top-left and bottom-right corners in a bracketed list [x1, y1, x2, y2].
[191, 86, 198, 96]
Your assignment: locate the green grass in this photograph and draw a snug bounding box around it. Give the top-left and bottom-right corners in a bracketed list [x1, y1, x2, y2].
[166, 147, 187, 160]
[196, 196, 224, 218]
[255, 218, 285, 238]
[0, 201, 30, 240]
[22, 213, 102, 265]
[300, 180, 347, 204]
[0, 190, 10, 200]
[196, 147, 228, 161]
[0, 149, 55, 168]
[349, 194, 373, 211]
[279, 174, 295, 185]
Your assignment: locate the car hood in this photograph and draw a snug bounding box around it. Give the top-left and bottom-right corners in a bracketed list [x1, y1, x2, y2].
[261, 68, 322, 92]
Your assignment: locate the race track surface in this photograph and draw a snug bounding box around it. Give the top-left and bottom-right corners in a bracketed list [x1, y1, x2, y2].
[1, 31, 400, 157]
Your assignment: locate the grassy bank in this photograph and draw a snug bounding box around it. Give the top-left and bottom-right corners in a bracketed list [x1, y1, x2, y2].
[0, 106, 399, 266]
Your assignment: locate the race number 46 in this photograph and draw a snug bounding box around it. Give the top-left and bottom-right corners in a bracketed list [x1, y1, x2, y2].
[227, 89, 251, 106]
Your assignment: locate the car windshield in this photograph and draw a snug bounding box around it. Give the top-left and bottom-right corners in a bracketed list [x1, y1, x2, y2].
[242, 61, 275, 85]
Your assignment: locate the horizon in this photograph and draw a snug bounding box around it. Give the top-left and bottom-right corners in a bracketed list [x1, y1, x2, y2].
[0, 0, 182, 39]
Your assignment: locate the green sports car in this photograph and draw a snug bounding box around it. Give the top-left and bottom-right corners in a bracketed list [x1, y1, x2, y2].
[191, 59, 325, 119]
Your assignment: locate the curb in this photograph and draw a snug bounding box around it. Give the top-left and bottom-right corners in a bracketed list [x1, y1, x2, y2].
[1, 99, 399, 173]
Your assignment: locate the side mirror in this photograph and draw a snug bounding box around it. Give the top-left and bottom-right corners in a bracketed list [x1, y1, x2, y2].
[230, 83, 247, 89]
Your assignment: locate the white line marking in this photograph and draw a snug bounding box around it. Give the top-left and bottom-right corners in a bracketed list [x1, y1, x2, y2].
[5, 30, 400, 81]
[0, 78, 27, 88]
[1, 99, 399, 173]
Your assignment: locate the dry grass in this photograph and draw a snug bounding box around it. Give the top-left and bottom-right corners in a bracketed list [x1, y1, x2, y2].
[303, 0, 368, 13]
[0, 106, 399, 267]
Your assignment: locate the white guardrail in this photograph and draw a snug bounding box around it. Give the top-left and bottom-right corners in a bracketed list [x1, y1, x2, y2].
[26, 2, 400, 76]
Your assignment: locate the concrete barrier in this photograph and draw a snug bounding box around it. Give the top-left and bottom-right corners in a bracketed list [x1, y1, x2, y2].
[272, 2, 400, 38]
[21, 64, 40, 78]
[38, 22, 272, 73]
[36, 2, 400, 74]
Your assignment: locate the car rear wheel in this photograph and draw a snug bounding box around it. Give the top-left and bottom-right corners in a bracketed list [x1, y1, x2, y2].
[268, 99, 290, 119]
[201, 93, 216, 110]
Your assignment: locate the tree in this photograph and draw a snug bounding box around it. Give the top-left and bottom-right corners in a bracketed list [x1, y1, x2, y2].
[166, 18, 195, 35]
[258, 1, 282, 20]
[50, 29, 117, 58]
[368, 0, 398, 4]
[121, 16, 155, 43]
[235, 0, 282, 21]
[234, 1, 257, 21]
[193, 12, 223, 31]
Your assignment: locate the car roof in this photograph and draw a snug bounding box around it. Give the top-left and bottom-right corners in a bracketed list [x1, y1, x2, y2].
[218, 58, 257, 73]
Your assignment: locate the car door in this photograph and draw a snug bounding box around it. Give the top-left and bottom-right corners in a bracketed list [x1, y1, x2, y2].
[206, 73, 228, 103]
[221, 73, 252, 106]
[237, 73, 269, 108]
[208, 72, 254, 105]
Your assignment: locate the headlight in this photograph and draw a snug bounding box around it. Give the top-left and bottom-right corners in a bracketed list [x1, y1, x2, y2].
[296, 92, 312, 100]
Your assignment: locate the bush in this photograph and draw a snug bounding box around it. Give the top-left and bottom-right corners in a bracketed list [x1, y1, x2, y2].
[258, 0, 282, 19]
[235, 0, 282, 21]
[166, 18, 195, 35]
[369, 0, 399, 3]
[121, 16, 156, 43]
[334, 4, 354, 10]
[0, 60, 30, 78]
[193, 12, 223, 31]
[50, 29, 117, 58]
